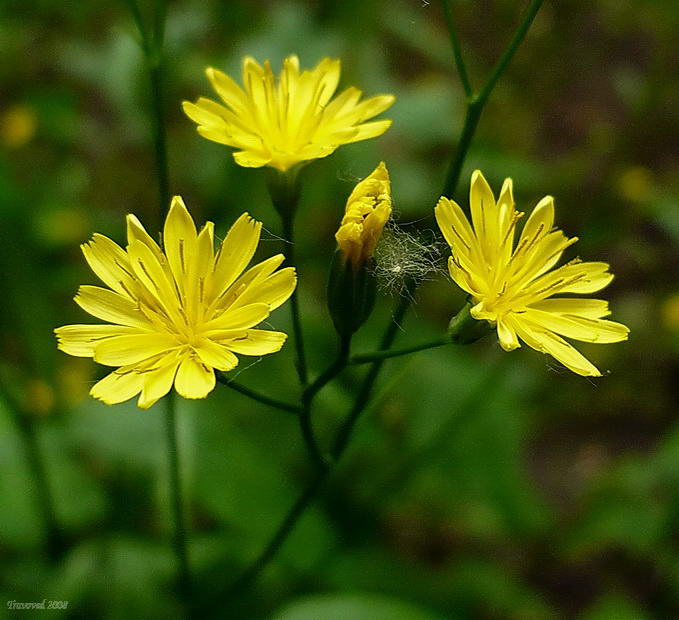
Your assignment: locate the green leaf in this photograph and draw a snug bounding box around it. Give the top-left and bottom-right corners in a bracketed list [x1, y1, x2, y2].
[272, 592, 446, 620]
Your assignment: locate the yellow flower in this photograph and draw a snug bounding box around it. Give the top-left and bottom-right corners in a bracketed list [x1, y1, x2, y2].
[183, 55, 395, 173]
[435, 171, 629, 376]
[335, 162, 392, 268]
[55, 197, 296, 409]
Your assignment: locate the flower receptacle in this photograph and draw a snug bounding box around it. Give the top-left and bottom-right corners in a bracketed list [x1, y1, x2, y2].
[447, 301, 493, 344]
[327, 250, 377, 337]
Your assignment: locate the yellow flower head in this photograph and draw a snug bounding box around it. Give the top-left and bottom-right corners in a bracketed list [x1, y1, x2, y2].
[183, 55, 395, 173]
[335, 162, 392, 268]
[435, 171, 630, 376]
[55, 197, 296, 409]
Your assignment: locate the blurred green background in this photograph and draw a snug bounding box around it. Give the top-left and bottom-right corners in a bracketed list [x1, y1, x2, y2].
[1, 0, 678, 618]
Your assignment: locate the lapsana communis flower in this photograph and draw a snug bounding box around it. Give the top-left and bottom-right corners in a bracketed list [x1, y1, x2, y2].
[436, 171, 629, 376]
[335, 161, 392, 268]
[55, 197, 296, 409]
[183, 55, 395, 173]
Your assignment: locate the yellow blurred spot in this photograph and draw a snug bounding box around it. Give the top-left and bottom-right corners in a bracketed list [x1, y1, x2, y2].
[24, 379, 55, 417]
[58, 359, 92, 407]
[617, 166, 654, 202]
[36, 206, 91, 246]
[1, 105, 37, 148]
[661, 294, 679, 331]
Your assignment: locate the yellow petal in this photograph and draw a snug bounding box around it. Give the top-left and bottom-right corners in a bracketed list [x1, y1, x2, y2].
[212, 213, 262, 300]
[529, 298, 611, 318]
[197, 125, 239, 147]
[509, 315, 602, 377]
[228, 267, 296, 312]
[90, 368, 144, 405]
[174, 356, 215, 399]
[127, 240, 182, 322]
[93, 334, 178, 366]
[222, 329, 287, 356]
[523, 309, 629, 344]
[163, 195, 197, 290]
[75, 285, 149, 328]
[469, 170, 496, 244]
[195, 339, 239, 371]
[55, 324, 142, 357]
[205, 66, 248, 113]
[341, 119, 392, 144]
[203, 302, 270, 332]
[233, 150, 272, 168]
[435, 196, 476, 253]
[519, 196, 554, 249]
[126, 214, 164, 263]
[497, 319, 520, 351]
[137, 356, 181, 410]
[81, 234, 137, 298]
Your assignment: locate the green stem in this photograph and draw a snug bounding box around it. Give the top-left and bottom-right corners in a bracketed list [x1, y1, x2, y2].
[164, 395, 192, 607]
[476, 0, 545, 108]
[267, 170, 308, 388]
[226, 469, 328, 596]
[149, 60, 170, 220]
[225, 0, 546, 595]
[281, 212, 308, 387]
[0, 383, 64, 561]
[124, 0, 193, 609]
[349, 337, 449, 365]
[442, 0, 544, 198]
[299, 336, 352, 468]
[441, 0, 473, 98]
[216, 374, 301, 414]
[226, 294, 412, 593]
[442, 99, 483, 198]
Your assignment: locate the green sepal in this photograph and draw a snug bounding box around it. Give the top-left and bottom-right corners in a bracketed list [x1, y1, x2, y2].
[266, 167, 302, 218]
[447, 300, 494, 344]
[327, 250, 377, 337]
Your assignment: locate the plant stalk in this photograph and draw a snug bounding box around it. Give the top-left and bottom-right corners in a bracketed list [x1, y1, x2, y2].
[216, 374, 301, 414]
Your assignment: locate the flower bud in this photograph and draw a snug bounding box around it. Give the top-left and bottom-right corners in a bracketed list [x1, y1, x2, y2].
[335, 162, 391, 269]
[327, 163, 392, 336]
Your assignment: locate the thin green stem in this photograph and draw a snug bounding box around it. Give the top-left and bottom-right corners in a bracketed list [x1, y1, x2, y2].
[149, 61, 170, 221]
[124, 0, 192, 610]
[164, 395, 192, 607]
[0, 383, 64, 561]
[216, 374, 301, 414]
[225, 293, 413, 593]
[299, 335, 352, 468]
[476, 0, 545, 107]
[442, 99, 483, 198]
[122, 0, 150, 52]
[441, 0, 473, 98]
[349, 337, 449, 365]
[281, 212, 308, 387]
[225, 468, 328, 597]
[304, 336, 351, 402]
[225, 0, 546, 596]
[331, 288, 412, 461]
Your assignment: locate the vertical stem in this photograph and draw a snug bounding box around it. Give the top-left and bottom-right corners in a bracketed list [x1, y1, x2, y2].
[299, 335, 352, 468]
[149, 60, 170, 221]
[124, 0, 193, 609]
[441, 0, 473, 98]
[0, 382, 63, 560]
[223, 0, 546, 597]
[442, 99, 482, 198]
[226, 469, 327, 596]
[281, 212, 309, 387]
[331, 286, 412, 460]
[164, 394, 192, 607]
